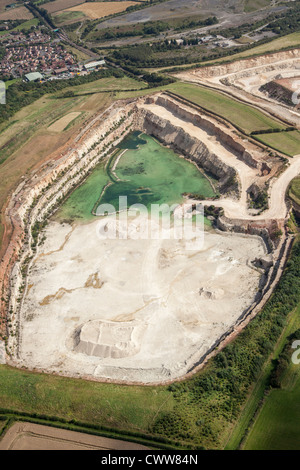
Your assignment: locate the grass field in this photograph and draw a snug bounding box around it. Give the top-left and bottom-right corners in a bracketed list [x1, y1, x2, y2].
[255, 131, 300, 157]
[0, 365, 175, 437]
[244, 0, 271, 13]
[12, 17, 40, 31]
[289, 176, 300, 206]
[52, 10, 86, 25]
[243, 306, 300, 450]
[164, 82, 286, 134]
[65, 1, 139, 20]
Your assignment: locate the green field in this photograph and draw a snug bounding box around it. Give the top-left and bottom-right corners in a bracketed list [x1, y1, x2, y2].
[255, 131, 300, 157]
[0, 364, 175, 442]
[244, 368, 300, 449]
[244, 0, 271, 13]
[289, 176, 300, 206]
[53, 10, 86, 25]
[243, 306, 300, 450]
[56, 132, 215, 221]
[165, 82, 285, 134]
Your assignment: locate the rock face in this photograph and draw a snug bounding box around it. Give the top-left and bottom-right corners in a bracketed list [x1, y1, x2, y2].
[155, 95, 260, 169]
[190, 49, 300, 79]
[260, 79, 300, 108]
[216, 215, 284, 253]
[135, 108, 239, 195]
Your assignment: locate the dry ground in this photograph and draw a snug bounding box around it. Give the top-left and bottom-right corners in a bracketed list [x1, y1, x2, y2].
[0, 6, 33, 20]
[0, 422, 149, 450]
[18, 213, 265, 383]
[65, 1, 140, 20]
[43, 0, 87, 14]
[48, 112, 82, 133]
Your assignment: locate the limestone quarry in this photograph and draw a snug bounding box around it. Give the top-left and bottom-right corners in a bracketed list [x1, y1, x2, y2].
[176, 49, 300, 127]
[0, 89, 299, 384]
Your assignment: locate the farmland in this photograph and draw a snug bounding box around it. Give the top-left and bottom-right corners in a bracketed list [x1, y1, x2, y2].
[64, 1, 140, 20]
[0, 6, 33, 20]
[43, 0, 88, 14]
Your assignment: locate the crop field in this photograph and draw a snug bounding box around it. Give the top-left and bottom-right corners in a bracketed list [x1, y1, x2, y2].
[255, 131, 300, 157]
[43, 0, 86, 14]
[64, 1, 140, 20]
[165, 82, 285, 135]
[244, 368, 300, 449]
[0, 0, 14, 13]
[0, 6, 33, 20]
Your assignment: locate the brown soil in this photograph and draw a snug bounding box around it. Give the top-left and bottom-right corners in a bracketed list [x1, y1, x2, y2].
[0, 422, 149, 450]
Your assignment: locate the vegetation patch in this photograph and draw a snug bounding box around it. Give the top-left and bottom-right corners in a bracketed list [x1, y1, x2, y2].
[255, 130, 300, 157]
[165, 82, 285, 134]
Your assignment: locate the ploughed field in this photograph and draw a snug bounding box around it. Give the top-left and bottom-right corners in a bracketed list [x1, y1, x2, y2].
[17, 132, 266, 383]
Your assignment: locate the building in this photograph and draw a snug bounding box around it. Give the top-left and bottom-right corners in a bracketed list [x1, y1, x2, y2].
[84, 60, 105, 72]
[24, 72, 43, 82]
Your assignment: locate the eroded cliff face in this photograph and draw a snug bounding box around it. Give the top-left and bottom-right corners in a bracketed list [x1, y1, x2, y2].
[190, 49, 300, 79]
[154, 95, 262, 169]
[135, 108, 239, 195]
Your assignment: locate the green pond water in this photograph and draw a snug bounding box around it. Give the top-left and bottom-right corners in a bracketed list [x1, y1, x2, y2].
[55, 132, 216, 222]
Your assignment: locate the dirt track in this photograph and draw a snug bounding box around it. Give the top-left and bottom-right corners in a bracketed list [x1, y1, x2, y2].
[203, 153, 300, 220]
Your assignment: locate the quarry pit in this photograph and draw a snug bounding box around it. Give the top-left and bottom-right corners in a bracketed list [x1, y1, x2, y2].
[0, 91, 298, 384]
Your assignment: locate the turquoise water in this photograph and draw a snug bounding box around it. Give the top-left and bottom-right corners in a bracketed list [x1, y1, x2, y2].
[56, 132, 215, 222]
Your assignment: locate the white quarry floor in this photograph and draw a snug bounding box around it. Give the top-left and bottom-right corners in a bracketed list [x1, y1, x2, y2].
[18, 218, 266, 383]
